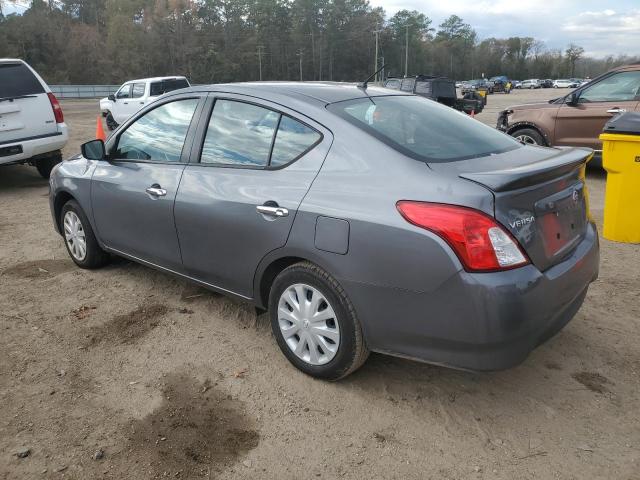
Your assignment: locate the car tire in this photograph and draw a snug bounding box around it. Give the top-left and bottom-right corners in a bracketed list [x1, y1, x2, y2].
[512, 128, 546, 146]
[60, 200, 110, 269]
[269, 262, 369, 380]
[105, 112, 118, 131]
[35, 153, 62, 179]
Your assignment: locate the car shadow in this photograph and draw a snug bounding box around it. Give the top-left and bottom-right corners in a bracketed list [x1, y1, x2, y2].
[0, 164, 49, 191]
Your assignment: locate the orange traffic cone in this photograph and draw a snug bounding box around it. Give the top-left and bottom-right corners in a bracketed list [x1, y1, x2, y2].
[95, 115, 106, 141]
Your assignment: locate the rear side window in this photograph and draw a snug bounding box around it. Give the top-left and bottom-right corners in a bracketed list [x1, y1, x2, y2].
[270, 116, 321, 167]
[131, 83, 145, 98]
[400, 78, 415, 92]
[0, 62, 45, 97]
[201, 100, 278, 166]
[384, 80, 401, 90]
[113, 98, 198, 162]
[328, 96, 520, 162]
[150, 79, 190, 97]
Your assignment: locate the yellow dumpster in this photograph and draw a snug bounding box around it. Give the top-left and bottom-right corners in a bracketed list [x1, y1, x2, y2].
[599, 112, 640, 243]
[476, 87, 488, 106]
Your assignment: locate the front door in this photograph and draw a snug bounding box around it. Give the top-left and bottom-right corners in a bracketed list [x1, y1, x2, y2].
[175, 95, 331, 298]
[555, 70, 640, 150]
[92, 95, 203, 271]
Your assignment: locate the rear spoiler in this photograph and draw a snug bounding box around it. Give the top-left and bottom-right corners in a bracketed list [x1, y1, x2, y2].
[459, 147, 593, 192]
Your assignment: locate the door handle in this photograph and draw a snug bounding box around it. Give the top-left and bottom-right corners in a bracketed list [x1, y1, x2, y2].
[256, 205, 289, 217]
[146, 185, 167, 197]
[607, 108, 627, 114]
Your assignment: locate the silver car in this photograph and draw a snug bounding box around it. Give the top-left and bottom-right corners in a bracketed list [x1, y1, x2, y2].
[49, 83, 599, 380]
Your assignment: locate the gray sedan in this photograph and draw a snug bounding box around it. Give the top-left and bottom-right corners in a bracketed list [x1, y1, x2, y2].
[49, 83, 599, 380]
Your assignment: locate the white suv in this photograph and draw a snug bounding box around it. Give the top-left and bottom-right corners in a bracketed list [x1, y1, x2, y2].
[0, 59, 68, 178]
[100, 76, 190, 130]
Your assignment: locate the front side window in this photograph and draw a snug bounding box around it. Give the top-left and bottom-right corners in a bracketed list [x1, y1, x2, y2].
[201, 100, 278, 167]
[328, 95, 520, 162]
[131, 83, 145, 98]
[113, 98, 198, 162]
[116, 84, 131, 99]
[579, 71, 640, 103]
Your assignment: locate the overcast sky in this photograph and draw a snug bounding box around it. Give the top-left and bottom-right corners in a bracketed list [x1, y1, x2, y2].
[370, 0, 640, 57]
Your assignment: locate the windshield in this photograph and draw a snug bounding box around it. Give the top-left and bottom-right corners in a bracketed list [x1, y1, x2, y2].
[328, 95, 521, 163]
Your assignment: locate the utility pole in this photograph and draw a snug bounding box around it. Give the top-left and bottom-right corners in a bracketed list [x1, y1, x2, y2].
[404, 25, 409, 77]
[297, 49, 304, 81]
[257, 45, 264, 81]
[374, 29, 381, 83]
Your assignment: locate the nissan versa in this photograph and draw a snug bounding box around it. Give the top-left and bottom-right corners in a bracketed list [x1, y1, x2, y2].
[49, 83, 599, 380]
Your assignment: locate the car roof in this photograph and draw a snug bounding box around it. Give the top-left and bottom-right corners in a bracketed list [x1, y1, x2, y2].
[0, 58, 26, 64]
[177, 82, 407, 105]
[124, 76, 188, 83]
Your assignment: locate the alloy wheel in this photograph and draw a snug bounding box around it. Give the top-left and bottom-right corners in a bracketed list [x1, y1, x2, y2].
[515, 134, 539, 145]
[63, 211, 87, 261]
[277, 283, 340, 365]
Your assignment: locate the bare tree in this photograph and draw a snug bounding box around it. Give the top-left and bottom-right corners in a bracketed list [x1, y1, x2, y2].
[565, 43, 585, 77]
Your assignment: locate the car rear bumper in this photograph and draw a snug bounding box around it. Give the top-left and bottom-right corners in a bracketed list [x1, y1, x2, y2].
[343, 222, 599, 371]
[0, 125, 68, 166]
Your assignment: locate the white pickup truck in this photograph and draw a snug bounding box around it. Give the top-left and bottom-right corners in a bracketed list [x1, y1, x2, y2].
[0, 59, 68, 178]
[100, 76, 190, 130]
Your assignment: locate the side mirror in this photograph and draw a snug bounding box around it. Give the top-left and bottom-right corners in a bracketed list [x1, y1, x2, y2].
[108, 94, 116, 102]
[566, 92, 579, 106]
[81, 139, 106, 161]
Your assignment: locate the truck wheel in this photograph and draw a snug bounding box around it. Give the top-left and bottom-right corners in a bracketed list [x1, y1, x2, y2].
[35, 153, 62, 179]
[105, 112, 118, 131]
[512, 128, 546, 146]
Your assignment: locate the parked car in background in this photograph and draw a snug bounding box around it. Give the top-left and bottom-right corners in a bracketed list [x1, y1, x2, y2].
[512, 80, 522, 89]
[50, 82, 599, 379]
[383, 75, 484, 114]
[553, 79, 576, 88]
[497, 63, 640, 164]
[0, 58, 68, 178]
[455, 81, 462, 88]
[489, 75, 512, 93]
[570, 78, 582, 87]
[521, 79, 542, 89]
[461, 79, 493, 94]
[540, 79, 553, 88]
[100, 76, 190, 130]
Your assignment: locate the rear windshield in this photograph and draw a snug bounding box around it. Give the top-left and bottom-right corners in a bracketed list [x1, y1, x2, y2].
[150, 78, 190, 96]
[327, 95, 520, 162]
[0, 62, 45, 98]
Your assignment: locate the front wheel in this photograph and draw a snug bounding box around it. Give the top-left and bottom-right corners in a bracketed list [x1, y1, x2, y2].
[60, 200, 110, 269]
[105, 111, 118, 131]
[512, 128, 545, 146]
[269, 262, 369, 380]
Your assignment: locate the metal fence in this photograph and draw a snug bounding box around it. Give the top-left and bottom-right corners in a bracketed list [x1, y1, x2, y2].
[50, 85, 119, 99]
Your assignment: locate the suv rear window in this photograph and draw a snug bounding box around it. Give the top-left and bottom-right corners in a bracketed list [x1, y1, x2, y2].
[150, 79, 190, 97]
[328, 95, 520, 162]
[0, 62, 45, 98]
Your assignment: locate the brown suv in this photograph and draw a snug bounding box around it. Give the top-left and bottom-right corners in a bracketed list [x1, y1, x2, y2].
[497, 64, 640, 162]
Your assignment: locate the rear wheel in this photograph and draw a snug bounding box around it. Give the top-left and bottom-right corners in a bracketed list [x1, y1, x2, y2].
[60, 200, 110, 269]
[35, 153, 62, 179]
[269, 262, 369, 380]
[512, 128, 546, 146]
[105, 111, 118, 131]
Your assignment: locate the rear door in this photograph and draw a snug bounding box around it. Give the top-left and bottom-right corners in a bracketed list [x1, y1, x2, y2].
[554, 70, 640, 149]
[92, 94, 204, 271]
[174, 94, 331, 298]
[0, 61, 57, 144]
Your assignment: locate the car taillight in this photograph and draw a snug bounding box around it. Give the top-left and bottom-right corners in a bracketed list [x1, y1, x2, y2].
[396, 201, 529, 272]
[47, 92, 64, 124]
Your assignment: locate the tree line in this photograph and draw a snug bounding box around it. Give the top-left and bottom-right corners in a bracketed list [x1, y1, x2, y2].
[1, 0, 638, 85]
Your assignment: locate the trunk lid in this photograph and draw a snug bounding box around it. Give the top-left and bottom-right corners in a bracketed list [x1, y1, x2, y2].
[429, 145, 593, 272]
[0, 61, 58, 144]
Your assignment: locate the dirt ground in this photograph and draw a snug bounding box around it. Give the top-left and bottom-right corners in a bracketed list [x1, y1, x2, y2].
[1, 89, 639, 480]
